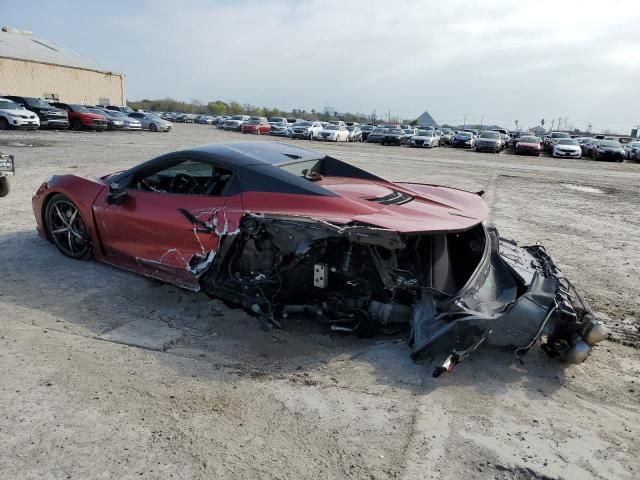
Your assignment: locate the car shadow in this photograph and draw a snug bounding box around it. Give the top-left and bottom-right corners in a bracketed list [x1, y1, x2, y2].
[0, 229, 566, 397]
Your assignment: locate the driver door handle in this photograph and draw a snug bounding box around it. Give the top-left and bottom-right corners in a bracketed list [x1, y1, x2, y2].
[178, 208, 214, 234]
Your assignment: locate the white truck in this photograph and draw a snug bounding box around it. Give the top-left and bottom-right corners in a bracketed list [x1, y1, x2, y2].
[0, 152, 15, 197]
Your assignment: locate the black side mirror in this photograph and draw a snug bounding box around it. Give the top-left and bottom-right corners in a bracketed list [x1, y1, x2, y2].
[107, 182, 128, 205]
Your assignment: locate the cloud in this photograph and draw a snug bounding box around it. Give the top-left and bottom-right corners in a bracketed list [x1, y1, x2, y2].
[3, 0, 639, 131]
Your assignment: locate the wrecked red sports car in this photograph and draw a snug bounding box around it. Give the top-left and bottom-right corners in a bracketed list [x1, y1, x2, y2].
[32, 142, 606, 375]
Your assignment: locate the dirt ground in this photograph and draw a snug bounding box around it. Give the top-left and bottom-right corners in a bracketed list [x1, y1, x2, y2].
[1, 126, 639, 480]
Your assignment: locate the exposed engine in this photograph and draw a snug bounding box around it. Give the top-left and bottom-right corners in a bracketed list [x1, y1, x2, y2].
[200, 214, 606, 375]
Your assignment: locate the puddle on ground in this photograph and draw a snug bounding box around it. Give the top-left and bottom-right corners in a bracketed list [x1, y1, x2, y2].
[560, 183, 605, 194]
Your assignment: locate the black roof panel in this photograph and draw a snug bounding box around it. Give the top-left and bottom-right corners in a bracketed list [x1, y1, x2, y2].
[188, 142, 324, 167]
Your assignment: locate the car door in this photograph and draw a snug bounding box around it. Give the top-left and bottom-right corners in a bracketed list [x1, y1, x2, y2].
[92, 154, 241, 290]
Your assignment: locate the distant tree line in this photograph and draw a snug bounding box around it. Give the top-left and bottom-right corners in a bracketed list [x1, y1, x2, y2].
[127, 97, 390, 124]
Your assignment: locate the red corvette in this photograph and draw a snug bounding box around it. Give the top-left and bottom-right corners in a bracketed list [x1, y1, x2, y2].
[32, 142, 605, 374]
[241, 118, 271, 135]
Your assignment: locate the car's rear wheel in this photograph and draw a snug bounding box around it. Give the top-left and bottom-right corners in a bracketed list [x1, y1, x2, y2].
[45, 194, 91, 260]
[0, 117, 9, 130]
[72, 119, 83, 131]
[149, 123, 158, 132]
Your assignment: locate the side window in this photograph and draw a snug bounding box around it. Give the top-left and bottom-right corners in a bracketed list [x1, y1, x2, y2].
[133, 158, 233, 196]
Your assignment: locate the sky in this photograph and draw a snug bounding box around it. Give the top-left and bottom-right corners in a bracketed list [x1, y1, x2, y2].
[2, 0, 639, 132]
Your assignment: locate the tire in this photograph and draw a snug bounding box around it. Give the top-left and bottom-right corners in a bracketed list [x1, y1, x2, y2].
[44, 194, 92, 260]
[149, 123, 158, 132]
[0, 177, 9, 197]
[72, 119, 83, 131]
[0, 117, 9, 130]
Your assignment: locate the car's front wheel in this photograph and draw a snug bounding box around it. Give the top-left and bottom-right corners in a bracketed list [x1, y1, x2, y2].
[45, 194, 91, 260]
[72, 119, 83, 131]
[149, 123, 158, 132]
[0, 117, 9, 130]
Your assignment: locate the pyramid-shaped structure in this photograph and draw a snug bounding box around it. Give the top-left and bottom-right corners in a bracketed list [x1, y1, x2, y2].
[415, 110, 438, 127]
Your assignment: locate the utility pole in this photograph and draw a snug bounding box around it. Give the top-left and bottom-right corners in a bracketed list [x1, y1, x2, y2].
[463, 114, 467, 128]
[551, 119, 555, 131]
[480, 115, 484, 129]
[558, 117, 562, 131]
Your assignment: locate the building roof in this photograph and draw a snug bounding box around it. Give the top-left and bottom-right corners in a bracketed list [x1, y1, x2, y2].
[416, 110, 438, 127]
[0, 26, 120, 75]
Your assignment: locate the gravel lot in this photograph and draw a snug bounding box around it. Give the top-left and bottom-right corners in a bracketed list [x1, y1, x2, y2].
[1, 125, 639, 480]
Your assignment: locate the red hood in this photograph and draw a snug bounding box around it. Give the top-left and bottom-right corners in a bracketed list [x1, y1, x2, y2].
[315, 178, 488, 233]
[77, 112, 106, 120]
[242, 177, 489, 234]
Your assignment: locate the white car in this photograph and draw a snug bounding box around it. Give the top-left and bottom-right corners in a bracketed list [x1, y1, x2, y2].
[552, 139, 582, 158]
[0, 97, 40, 130]
[408, 130, 440, 148]
[317, 124, 349, 142]
[622, 141, 640, 160]
[290, 121, 324, 139]
[224, 115, 250, 131]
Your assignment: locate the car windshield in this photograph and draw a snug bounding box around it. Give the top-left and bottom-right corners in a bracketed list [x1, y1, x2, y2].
[373, 128, 386, 132]
[347, 126, 356, 131]
[551, 132, 570, 138]
[324, 125, 338, 130]
[107, 111, 125, 117]
[457, 133, 472, 138]
[629, 142, 640, 147]
[520, 136, 539, 143]
[480, 132, 500, 139]
[416, 130, 431, 136]
[268, 117, 285, 123]
[230, 116, 245, 120]
[247, 120, 260, 125]
[88, 108, 108, 116]
[297, 121, 312, 126]
[403, 129, 414, 134]
[0, 100, 20, 110]
[69, 104, 91, 113]
[25, 97, 52, 108]
[599, 140, 621, 148]
[388, 129, 403, 134]
[360, 125, 374, 131]
[557, 139, 579, 145]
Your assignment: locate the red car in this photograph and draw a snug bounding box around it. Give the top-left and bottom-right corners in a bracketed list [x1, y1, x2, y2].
[241, 117, 271, 135]
[50, 102, 108, 131]
[31, 142, 604, 374]
[515, 135, 542, 156]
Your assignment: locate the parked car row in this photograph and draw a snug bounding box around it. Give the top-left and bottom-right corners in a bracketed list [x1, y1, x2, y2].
[0, 96, 172, 132]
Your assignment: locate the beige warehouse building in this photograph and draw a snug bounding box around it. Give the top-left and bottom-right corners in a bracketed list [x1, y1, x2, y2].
[0, 26, 125, 105]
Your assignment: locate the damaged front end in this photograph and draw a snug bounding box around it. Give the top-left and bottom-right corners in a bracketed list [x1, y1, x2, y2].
[199, 215, 605, 375]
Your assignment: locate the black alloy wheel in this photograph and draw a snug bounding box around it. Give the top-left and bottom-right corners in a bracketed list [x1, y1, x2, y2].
[45, 194, 91, 259]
